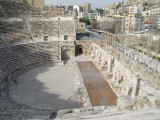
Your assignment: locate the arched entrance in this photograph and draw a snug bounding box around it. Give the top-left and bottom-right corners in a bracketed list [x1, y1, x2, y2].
[61, 49, 71, 60]
[76, 45, 83, 55]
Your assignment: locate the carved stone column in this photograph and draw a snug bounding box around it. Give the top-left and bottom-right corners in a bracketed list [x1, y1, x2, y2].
[107, 56, 112, 73]
[116, 71, 121, 84]
[112, 68, 116, 81]
[132, 76, 139, 98]
[95, 48, 98, 57]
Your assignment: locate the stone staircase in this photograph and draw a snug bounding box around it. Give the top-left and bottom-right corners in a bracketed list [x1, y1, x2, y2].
[36, 41, 61, 64]
[0, 41, 63, 120]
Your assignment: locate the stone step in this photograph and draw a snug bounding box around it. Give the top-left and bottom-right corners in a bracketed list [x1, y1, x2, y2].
[56, 106, 117, 119]
[79, 109, 160, 120]
[53, 109, 160, 120]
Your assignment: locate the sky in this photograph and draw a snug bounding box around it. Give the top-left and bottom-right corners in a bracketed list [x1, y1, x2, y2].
[45, 0, 124, 9]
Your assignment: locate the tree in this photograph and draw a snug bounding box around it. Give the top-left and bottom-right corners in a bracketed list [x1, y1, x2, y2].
[79, 18, 83, 22]
[143, 2, 149, 6]
[116, 4, 121, 9]
[96, 8, 104, 17]
[91, 19, 98, 29]
[79, 17, 91, 25]
[99, 9, 104, 16]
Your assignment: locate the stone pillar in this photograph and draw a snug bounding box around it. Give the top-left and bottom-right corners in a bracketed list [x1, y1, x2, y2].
[101, 56, 107, 66]
[132, 77, 139, 98]
[116, 71, 121, 84]
[112, 68, 116, 81]
[105, 33, 107, 40]
[107, 33, 109, 44]
[108, 35, 110, 45]
[126, 85, 131, 95]
[113, 36, 115, 47]
[105, 33, 107, 39]
[112, 36, 115, 47]
[97, 49, 100, 59]
[95, 49, 98, 57]
[112, 35, 114, 46]
[107, 56, 112, 73]
[114, 36, 117, 48]
[99, 53, 102, 61]
[110, 35, 112, 46]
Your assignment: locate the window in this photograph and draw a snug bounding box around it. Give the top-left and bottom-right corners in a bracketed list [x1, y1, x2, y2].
[81, 25, 83, 27]
[64, 35, 68, 40]
[44, 36, 48, 41]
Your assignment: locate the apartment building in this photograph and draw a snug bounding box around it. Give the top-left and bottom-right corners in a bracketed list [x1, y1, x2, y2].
[143, 8, 160, 30]
[88, 13, 96, 21]
[124, 14, 143, 33]
[149, 8, 160, 29]
[73, 5, 82, 13]
[73, 3, 91, 19]
[100, 13, 144, 33]
[81, 3, 91, 13]
[129, 4, 143, 14]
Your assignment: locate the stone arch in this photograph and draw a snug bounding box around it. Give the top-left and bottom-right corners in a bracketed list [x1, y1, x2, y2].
[76, 45, 83, 55]
[61, 49, 72, 60]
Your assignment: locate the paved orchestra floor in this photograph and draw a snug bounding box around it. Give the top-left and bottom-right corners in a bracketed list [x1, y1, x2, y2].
[10, 65, 80, 110]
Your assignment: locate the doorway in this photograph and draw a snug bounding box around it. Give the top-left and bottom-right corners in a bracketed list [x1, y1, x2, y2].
[77, 45, 83, 55]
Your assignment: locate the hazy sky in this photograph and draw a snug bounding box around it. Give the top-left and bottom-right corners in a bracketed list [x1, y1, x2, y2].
[45, 0, 124, 9]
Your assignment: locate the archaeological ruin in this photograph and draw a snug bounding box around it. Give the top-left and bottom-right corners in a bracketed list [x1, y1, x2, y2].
[0, 2, 160, 120]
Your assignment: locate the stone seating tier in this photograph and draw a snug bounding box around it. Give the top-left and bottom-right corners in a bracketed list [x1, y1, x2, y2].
[0, 41, 62, 120]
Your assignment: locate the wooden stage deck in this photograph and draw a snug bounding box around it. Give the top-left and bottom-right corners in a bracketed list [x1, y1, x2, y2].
[77, 61, 117, 106]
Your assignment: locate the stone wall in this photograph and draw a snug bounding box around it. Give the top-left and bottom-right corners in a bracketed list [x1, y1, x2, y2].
[74, 19, 85, 34]
[0, 40, 75, 75]
[74, 40, 107, 55]
[0, 17, 76, 47]
[100, 16, 124, 34]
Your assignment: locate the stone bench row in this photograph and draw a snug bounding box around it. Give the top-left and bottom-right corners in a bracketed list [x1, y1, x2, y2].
[0, 63, 54, 120]
[116, 45, 160, 73]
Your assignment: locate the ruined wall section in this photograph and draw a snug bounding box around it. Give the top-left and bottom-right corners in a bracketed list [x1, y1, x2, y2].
[59, 20, 75, 40]
[108, 44, 160, 90]
[0, 40, 74, 80]
[90, 43, 160, 111]
[75, 40, 107, 55]
[0, 17, 76, 47]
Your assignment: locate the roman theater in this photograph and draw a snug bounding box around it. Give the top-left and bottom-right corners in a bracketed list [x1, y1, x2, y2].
[0, 15, 160, 120]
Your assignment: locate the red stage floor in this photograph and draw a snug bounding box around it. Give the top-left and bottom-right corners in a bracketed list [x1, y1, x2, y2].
[77, 61, 117, 106]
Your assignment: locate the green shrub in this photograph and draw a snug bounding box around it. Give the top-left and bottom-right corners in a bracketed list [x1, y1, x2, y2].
[138, 49, 143, 53]
[153, 56, 156, 59]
